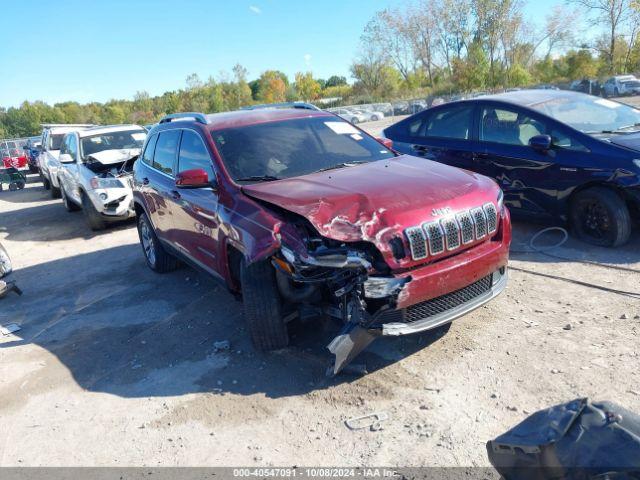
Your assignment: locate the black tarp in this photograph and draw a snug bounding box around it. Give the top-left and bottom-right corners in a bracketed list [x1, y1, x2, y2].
[487, 398, 640, 479]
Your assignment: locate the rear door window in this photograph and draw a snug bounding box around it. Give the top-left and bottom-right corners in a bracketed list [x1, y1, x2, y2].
[178, 130, 214, 179]
[141, 134, 158, 166]
[422, 105, 474, 140]
[152, 130, 180, 176]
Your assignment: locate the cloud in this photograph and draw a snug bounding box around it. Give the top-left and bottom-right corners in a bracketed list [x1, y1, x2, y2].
[249, 5, 261, 14]
[304, 54, 312, 67]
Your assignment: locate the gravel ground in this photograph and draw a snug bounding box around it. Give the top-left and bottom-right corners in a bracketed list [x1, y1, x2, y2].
[0, 117, 639, 467]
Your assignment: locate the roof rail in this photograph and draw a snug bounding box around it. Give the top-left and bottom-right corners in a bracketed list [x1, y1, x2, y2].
[241, 102, 321, 111]
[40, 123, 95, 128]
[159, 112, 209, 124]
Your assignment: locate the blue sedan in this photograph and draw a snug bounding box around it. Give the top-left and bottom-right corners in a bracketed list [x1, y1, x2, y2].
[383, 90, 640, 247]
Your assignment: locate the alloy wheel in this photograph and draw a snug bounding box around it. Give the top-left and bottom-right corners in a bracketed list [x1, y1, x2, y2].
[140, 220, 156, 267]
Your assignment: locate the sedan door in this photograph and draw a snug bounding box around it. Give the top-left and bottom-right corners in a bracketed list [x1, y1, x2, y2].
[386, 103, 478, 171]
[475, 103, 560, 216]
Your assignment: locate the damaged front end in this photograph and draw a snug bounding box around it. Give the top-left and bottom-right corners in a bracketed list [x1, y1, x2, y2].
[85, 150, 138, 217]
[272, 223, 410, 375]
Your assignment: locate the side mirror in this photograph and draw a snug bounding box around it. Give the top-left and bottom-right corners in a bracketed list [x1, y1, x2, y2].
[376, 137, 394, 150]
[59, 153, 75, 164]
[175, 168, 214, 189]
[529, 134, 552, 153]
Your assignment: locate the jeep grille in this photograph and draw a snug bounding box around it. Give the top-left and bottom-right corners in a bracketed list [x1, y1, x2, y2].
[404, 204, 499, 260]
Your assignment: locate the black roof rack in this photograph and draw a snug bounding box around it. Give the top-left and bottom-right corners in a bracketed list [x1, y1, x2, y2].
[241, 102, 321, 111]
[159, 112, 209, 124]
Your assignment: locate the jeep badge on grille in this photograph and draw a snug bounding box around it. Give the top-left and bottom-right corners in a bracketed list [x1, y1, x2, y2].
[432, 206, 452, 216]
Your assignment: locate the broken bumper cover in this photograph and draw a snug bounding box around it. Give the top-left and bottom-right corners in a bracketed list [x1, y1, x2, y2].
[89, 188, 135, 220]
[381, 268, 507, 335]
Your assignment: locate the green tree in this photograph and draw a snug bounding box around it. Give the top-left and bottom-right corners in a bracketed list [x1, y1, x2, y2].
[294, 72, 321, 101]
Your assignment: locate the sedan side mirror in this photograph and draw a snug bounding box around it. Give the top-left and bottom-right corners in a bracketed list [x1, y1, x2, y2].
[529, 134, 552, 153]
[175, 168, 216, 189]
[59, 153, 75, 164]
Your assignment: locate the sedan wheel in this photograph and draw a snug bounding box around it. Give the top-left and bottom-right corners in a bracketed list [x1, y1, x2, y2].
[570, 187, 631, 247]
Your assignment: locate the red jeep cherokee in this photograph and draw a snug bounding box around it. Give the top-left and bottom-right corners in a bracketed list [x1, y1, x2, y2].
[133, 107, 511, 373]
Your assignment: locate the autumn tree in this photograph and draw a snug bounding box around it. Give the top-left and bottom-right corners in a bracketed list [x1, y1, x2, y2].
[257, 71, 288, 103]
[294, 72, 321, 101]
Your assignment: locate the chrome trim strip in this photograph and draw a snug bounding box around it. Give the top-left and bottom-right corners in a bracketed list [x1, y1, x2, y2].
[381, 268, 508, 336]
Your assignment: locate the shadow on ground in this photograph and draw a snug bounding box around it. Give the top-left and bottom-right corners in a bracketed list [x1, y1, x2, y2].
[0, 244, 448, 400]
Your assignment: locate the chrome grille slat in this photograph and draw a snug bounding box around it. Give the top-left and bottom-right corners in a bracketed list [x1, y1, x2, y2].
[404, 203, 498, 260]
[471, 207, 487, 239]
[440, 217, 460, 250]
[483, 202, 498, 234]
[423, 221, 445, 255]
[405, 226, 428, 260]
[456, 211, 474, 244]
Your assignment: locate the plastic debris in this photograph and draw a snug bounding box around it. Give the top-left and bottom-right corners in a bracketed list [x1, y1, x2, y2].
[0, 323, 21, 335]
[213, 340, 231, 352]
[345, 411, 389, 432]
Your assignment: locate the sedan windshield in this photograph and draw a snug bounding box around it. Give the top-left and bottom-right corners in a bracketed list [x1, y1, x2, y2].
[80, 130, 146, 159]
[212, 116, 395, 182]
[531, 95, 640, 133]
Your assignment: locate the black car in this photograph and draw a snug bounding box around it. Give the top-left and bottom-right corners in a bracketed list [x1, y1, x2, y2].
[384, 90, 640, 247]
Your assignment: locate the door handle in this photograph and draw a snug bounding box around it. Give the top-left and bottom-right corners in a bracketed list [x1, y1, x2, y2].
[142, 177, 149, 185]
[411, 144, 429, 153]
[171, 190, 181, 200]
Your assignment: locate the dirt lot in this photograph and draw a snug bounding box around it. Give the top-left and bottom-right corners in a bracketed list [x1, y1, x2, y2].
[1, 125, 639, 467]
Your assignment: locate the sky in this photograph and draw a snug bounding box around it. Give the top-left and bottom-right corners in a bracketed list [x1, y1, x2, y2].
[0, 0, 559, 108]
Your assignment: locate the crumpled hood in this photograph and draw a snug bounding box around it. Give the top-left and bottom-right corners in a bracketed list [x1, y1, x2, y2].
[242, 155, 499, 246]
[87, 148, 140, 165]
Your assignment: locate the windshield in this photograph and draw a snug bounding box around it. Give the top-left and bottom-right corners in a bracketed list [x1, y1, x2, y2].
[531, 96, 640, 133]
[49, 134, 65, 150]
[212, 116, 394, 182]
[80, 130, 146, 159]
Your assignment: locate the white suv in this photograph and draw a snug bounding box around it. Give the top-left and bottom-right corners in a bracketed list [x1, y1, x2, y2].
[57, 125, 147, 230]
[603, 75, 640, 97]
[38, 124, 92, 197]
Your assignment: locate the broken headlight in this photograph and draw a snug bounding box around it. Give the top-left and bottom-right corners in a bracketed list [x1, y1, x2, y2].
[90, 177, 124, 189]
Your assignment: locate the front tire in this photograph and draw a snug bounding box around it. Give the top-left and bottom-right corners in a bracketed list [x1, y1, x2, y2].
[61, 184, 80, 212]
[240, 259, 289, 351]
[350, 117, 359, 125]
[570, 187, 631, 247]
[81, 192, 106, 230]
[137, 213, 180, 273]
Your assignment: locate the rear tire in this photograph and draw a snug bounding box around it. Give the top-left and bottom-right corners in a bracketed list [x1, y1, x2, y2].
[137, 213, 180, 273]
[570, 187, 631, 247]
[41, 173, 51, 190]
[50, 181, 61, 199]
[350, 117, 359, 125]
[240, 259, 289, 351]
[81, 192, 106, 230]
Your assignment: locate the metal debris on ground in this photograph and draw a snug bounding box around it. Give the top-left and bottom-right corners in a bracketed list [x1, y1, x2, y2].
[345, 411, 389, 432]
[0, 323, 21, 335]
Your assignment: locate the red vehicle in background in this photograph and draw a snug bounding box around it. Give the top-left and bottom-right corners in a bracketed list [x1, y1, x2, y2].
[1, 140, 29, 171]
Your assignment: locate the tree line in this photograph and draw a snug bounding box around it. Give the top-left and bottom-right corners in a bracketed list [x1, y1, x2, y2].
[2, 0, 640, 138]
